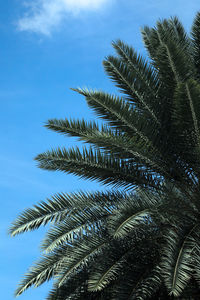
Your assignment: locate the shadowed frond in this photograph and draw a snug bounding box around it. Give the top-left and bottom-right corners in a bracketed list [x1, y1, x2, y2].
[108, 189, 160, 238]
[55, 235, 107, 288]
[161, 226, 196, 297]
[142, 18, 193, 84]
[112, 264, 162, 299]
[88, 246, 132, 292]
[191, 12, 200, 75]
[45, 118, 168, 176]
[9, 194, 73, 237]
[112, 39, 159, 93]
[46, 268, 90, 300]
[173, 79, 200, 151]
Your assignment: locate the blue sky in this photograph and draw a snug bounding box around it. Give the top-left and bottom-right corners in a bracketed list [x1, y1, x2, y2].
[1, 0, 200, 299]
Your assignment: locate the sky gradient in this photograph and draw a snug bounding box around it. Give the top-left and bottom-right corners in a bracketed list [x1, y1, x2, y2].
[1, 1, 200, 299]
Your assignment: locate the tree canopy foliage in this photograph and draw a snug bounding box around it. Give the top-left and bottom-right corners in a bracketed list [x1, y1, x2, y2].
[10, 12, 200, 299]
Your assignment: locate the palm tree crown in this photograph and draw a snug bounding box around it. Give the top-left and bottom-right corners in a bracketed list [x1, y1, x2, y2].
[10, 12, 200, 299]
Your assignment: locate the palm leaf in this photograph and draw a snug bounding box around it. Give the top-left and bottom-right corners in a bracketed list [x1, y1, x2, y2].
[103, 55, 160, 125]
[46, 268, 89, 300]
[112, 264, 161, 300]
[35, 147, 158, 188]
[108, 189, 159, 238]
[55, 235, 107, 288]
[15, 244, 70, 296]
[41, 207, 108, 252]
[88, 247, 132, 292]
[9, 191, 135, 236]
[112, 39, 160, 121]
[191, 12, 200, 76]
[73, 88, 153, 145]
[161, 226, 196, 296]
[45, 118, 167, 176]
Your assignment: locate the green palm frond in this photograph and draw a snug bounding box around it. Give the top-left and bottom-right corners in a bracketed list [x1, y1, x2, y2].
[55, 235, 107, 288]
[45, 118, 168, 176]
[88, 246, 132, 292]
[9, 193, 73, 237]
[35, 147, 159, 188]
[9, 190, 132, 237]
[103, 55, 160, 125]
[46, 118, 100, 138]
[189, 227, 200, 285]
[191, 12, 200, 75]
[112, 264, 161, 300]
[161, 226, 196, 297]
[173, 79, 200, 151]
[169, 17, 190, 47]
[15, 244, 70, 296]
[45, 118, 148, 158]
[72, 88, 153, 144]
[46, 268, 90, 300]
[88, 226, 161, 296]
[41, 207, 108, 252]
[141, 26, 160, 61]
[112, 39, 159, 94]
[108, 189, 159, 238]
[142, 18, 193, 84]
[110, 39, 160, 119]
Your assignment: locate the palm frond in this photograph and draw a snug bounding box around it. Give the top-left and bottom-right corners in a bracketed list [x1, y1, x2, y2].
[35, 147, 159, 189]
[46, 268, 89, 300]
[55, 235, 107, 288]
[88, 247, 132, 292]
[161, 226, 196, 296]
[141, 26, 160, 61]
[173, 79, 200, 156]
[9, 190, 135, 237]
[112, 39, 160, 119]
[142, 18, 193, 83]
[189, 226, 200, 285]
[45, 118, 148, 158]
[169, 17, 190, 47]
[112, 265, 162, 300]
[9, 194, 73, 237]
[72, 88, 153, 145]
[45, 118, 168, 176]
[103, 55, 160, 125]
[15, 244, 70, 296]
[112, 39, 159, 92]
[191, 12, 200, 76]
[108, 189, 160, 238]
[41, 207, 108, 252]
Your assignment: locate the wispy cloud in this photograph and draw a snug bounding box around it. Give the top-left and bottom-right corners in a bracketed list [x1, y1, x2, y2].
[17, 0, 113, 35]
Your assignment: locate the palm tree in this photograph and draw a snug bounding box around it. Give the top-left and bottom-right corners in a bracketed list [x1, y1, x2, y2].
[10, 12, 200, 299]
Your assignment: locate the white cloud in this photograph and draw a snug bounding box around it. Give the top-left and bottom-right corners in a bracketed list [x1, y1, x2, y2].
[17, 0, 112, 35]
